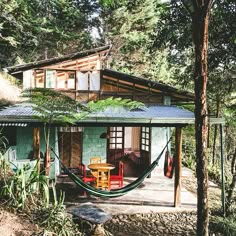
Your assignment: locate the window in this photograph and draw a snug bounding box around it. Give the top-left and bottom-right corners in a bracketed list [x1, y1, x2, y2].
[77, 71, 100, 91]
[45, 70, 56, 88]
[141, 127, 150, 152]
[124, 127, 141, 151]
[109, 127, 124, 149]
[57, 71, 75, 89]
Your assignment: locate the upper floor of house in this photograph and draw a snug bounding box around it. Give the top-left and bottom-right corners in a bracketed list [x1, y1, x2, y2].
[4, 45, 194, 106]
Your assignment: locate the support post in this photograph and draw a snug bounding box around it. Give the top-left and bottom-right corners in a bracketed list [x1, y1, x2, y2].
[220, 124, 225, 216]
[33, 127, 41, 173]
[174, 127, 182, 207]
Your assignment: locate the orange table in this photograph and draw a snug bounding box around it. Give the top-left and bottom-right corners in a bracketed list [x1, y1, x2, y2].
[88, 163, 115, 190]
[88, 163, 115, 171]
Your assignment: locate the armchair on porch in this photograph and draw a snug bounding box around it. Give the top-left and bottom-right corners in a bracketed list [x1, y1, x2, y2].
[110, 161, 124, 188]
[78, 164, 96, 196]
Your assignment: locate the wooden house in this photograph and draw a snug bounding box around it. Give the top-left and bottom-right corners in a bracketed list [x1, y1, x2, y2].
[2, 45, 223, 205]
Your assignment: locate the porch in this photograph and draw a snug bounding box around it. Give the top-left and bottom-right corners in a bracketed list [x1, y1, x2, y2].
[57, 167, 197, 214]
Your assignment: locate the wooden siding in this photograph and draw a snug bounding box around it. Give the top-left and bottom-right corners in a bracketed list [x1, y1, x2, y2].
[101, 74, 164, 105]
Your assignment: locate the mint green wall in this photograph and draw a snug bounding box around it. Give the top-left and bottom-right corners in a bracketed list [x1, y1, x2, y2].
[14, 127, 57, 180]
[82, 127, 107, 167]
[16, 127, 33, 159]
[16, 127, 56, 160]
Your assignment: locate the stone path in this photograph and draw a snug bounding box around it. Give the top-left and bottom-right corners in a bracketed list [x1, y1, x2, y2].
[105, 212, 197, 236]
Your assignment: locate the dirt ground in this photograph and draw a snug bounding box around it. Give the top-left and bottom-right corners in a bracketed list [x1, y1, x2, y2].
[0, 208, 39, 236]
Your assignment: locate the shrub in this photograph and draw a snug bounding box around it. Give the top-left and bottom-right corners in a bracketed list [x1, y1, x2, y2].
[210, 215, 236, 236]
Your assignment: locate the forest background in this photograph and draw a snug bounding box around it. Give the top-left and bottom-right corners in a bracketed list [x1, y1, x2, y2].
[0, 0, 235, 233]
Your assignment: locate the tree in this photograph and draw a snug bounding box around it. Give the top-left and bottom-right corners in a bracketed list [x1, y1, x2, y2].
[24, 88, 143, 176]
[0, 0, 102, 68]
[151, 0, 235, 233]
[190, 2, 214, 234]
[101, 0, 217, 234]
[101, 0, 176, 85]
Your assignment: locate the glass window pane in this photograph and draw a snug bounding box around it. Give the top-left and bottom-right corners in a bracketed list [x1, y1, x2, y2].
[46, 70, 56, 88]
[77, 72, 88, 90]
[116, 138, 122, 143]
[110, 138, 116, 143]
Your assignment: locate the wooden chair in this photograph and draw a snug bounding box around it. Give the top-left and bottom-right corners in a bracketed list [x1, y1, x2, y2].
[95, 169, 110, 190]
[90, 156, 102, 164]
[110, 161, 124, 188]
[78, 164, 96, 196]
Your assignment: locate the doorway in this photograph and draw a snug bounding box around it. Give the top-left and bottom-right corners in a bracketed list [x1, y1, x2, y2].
[58, 127, 82, 173]
[107, 126, 150, 177]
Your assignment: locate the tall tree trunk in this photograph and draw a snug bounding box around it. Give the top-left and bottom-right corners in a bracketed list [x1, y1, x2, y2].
[192, 1, 213, 235]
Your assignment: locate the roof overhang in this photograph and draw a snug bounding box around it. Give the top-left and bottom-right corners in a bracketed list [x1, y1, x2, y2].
[102, 69, 195, 103]
[5, 45, 111, 74]
[0, 104, 224, 127]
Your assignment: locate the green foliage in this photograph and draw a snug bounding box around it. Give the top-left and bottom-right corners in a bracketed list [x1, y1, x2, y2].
[34, 186, 82, 236]
[23, 88, 88, 125]
[87, 97, 144, 112]
[0, 0, 102, 68]
[210, 216, 236, 236]
[24, 88, 144, 125]
[24, 88, 144, 161]
[102, 0, 175, 84]
[0, 143, 82, 235]
[0, 159, 49, 211]
[207, 165, 221, 184]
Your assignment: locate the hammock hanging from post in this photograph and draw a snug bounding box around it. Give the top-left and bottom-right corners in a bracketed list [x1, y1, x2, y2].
[51, 138, 171, 198]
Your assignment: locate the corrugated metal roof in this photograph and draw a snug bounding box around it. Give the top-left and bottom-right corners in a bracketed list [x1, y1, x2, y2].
[0, 104, 37, 121]
[0, 103, 194, 125]
[0, 103, 224, 125]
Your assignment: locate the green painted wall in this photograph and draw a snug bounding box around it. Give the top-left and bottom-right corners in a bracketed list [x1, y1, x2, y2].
[8, 127, 57, 180]
[82, 127, 107, 167]
[16, 127, 56, 159]
[16, 127, 34, 160]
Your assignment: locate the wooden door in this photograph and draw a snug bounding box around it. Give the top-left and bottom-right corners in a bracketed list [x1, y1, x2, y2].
[58, 131, 82, 169]
[107, 127, 124, 163]
[140, 127, 151, 174]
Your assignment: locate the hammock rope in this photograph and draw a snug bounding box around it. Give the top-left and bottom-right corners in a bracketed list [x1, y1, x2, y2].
[51, 138, 171, 198]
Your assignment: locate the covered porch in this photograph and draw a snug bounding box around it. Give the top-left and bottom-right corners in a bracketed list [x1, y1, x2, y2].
[57, 166, 197, 213]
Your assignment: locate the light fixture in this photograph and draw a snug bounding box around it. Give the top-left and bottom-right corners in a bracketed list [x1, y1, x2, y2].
[100, 132, 109, 139]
